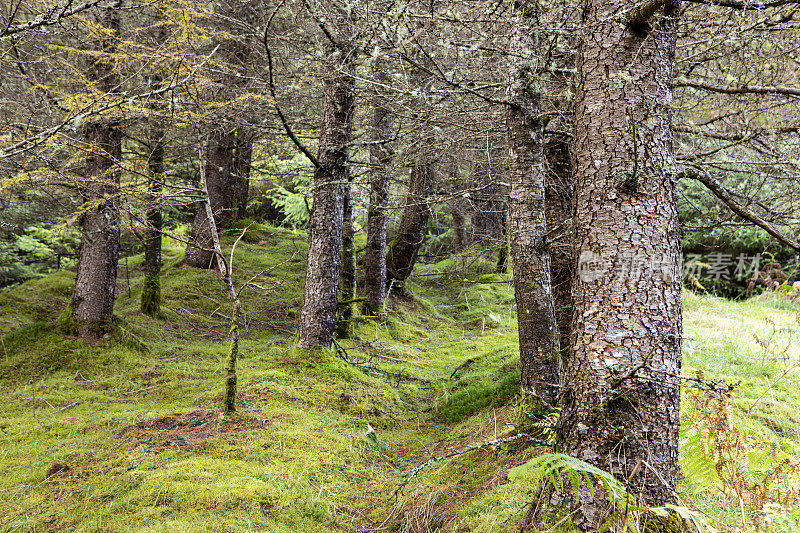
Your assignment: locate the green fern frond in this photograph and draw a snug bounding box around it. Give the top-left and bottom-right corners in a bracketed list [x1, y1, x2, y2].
[679, 422, 723, 494]
[509, 452, 627, 503]
[511, 453, 716, 533]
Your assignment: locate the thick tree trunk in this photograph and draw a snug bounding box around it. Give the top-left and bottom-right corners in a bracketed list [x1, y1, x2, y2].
[544, 137, 573, 351]
[297, 9, 356, 348]
[554, 0, 682, 527]
[70, 4, 122, 340]
[185, 131, 236, 268]
[141, 127, 164, 317]
[506, 0, 560, 420]
[386, 163, 433, 294]
[234, 131, 253, 220]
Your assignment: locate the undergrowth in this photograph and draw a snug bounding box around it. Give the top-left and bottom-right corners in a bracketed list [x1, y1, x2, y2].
[0, 228, 798, 531]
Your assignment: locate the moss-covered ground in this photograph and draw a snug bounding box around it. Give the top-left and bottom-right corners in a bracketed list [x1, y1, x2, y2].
[1, 224, 799, 531]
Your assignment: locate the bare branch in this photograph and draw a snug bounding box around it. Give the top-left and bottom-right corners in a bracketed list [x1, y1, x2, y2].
[680, 166, 800, 251]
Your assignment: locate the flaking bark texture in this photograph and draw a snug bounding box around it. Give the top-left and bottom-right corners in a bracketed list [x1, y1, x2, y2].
[297, 7, 356, 348]
[554, 0, 683, 527]
[386, 164, 434, 294]
[363, 90, 394, 316]
[505, 0, 560, 415]
[185, 131, 237, 268]
[71, 3, 122, 340]
[544, 137, 574, 351]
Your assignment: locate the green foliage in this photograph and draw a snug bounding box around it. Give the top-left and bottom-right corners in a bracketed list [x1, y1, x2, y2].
[0, 187, 82, 289]
[2, 225, 800, 532]
[254, 152, 313, 228]
[509, 452, 627, 504]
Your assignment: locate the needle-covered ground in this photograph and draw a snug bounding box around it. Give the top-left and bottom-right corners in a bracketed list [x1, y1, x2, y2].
[1, 222, 799, 532]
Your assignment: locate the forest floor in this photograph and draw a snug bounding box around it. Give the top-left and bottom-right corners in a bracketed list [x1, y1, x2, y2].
[1, 222, 800, 532]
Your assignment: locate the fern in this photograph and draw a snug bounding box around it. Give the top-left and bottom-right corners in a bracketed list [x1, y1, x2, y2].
[510, 453, 718, 533]
[509, 452, 627, 504]
[679, 421, 724, 494]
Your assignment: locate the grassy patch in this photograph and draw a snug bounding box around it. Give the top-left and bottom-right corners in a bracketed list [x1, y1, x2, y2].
[2, 227, 800, 531]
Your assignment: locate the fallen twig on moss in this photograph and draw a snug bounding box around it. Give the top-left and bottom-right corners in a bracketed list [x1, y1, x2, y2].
[393, 433, 545, 498]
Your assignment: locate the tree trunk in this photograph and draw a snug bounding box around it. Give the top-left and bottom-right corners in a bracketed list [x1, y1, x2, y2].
[495, 205, 509, 273]
[386, 163, 433, 294]
[234, 131, 253, 220]
[141, 126, 164, 317]
[363, 89, 394, 316]
[297, 8, 356, 348]
[70, 3, 122, 340]
[544, 136, 573, 351]
[451, 200, 467, 252]
[554, 0, 682, 527]
[506, 0, 560, 422]
[337, 172, 355, 337]
[185, 130, 237, 268]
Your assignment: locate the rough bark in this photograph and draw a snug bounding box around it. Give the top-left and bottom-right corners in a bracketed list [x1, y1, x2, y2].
[297, 7, 356, 348]
[363, 85, 394, 316]
[553, 0, 683, 527]
[386, 163, 434, 294]
[544, 136, 574, 351]
[185, 131, 237, 268]
[506, 0, 560, 420]
[70, 3, 122, 340]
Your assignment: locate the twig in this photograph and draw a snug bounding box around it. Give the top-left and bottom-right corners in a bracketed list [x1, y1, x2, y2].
[59, 401, 80, 412]
[394, 433, 541, 497]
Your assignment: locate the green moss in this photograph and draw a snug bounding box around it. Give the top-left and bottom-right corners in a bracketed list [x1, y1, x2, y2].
[139, 273, 161, 317]
[56, 302, 78, 335]
[437, 369, 520, 423]
[3, 224, 794, 531]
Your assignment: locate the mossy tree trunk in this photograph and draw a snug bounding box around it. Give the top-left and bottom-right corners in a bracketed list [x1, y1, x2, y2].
[386, 163, 433, 295]
[495, 206, 509, 274]
[505, 0, 560, 425]
[70, 1, 122, 340]
[554, 0, 683, 527]
[197, 139, 242, 415]
[450, 200, 467, 252]
[297, 4, 356, 348]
